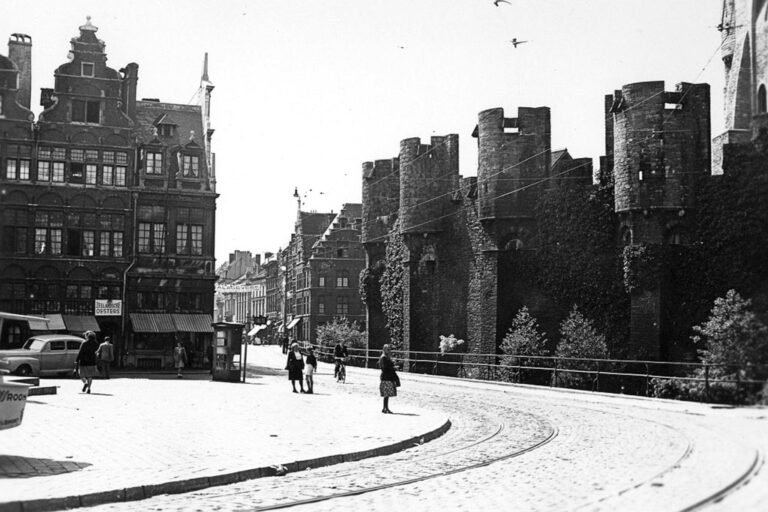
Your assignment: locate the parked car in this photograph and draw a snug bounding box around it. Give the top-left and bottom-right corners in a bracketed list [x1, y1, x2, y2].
[0, 334, 85, 377]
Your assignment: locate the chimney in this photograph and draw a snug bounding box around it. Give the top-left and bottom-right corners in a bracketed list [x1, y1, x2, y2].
[119, 62, 139, 120]
[8, 34, 32, 109]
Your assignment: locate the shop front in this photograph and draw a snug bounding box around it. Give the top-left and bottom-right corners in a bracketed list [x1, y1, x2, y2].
[126, 313, 213, 370]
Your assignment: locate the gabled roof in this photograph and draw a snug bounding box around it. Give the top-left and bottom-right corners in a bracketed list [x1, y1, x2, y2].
[551, 149, 571, 168]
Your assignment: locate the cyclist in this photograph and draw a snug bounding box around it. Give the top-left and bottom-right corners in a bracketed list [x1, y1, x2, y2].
[333, 339, 348, 381]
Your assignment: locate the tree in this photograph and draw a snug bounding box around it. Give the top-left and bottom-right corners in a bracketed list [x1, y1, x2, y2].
[693, 290, 768, 379]
[316, 317, 365, 366]
[500, 306, 548, 383]
[554, 306, 608, 389]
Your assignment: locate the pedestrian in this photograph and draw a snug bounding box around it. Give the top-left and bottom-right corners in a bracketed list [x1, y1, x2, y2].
[304, 346, 317, 394]
[333, 339, 348, 380]
[96, 336, 115, 379]
[281, 335, 289, 354]
[76, 331, 99, 394]
[206, 343, 214, 375]
[378, 344, 400, 414]
[285, 342, 305, 393]
[173, 341, 188, 378]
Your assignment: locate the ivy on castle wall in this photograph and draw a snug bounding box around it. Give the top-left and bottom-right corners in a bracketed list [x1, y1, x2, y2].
[380, 217, 406, 349]
[359, 261, 384, 309]
[530, 184, 630, 354]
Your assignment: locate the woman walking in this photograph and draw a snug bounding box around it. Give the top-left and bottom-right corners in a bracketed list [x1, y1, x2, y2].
[173, 341, 188, 378]
[285, 342, 306, 393]
[378, 344, 399, 413]
[76, 331, 100, 394]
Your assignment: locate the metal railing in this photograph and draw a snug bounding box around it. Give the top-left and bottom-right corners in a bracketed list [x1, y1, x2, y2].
[300, 341, 766, 403]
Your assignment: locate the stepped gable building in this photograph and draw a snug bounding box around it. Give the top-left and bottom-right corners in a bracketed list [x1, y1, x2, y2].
[0, 19, 217, 369]
[283, 201, 365, 344]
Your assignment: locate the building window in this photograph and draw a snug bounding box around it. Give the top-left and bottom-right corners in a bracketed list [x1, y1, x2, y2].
[319, 276, 325, 287]
[145, 151, 163, 174]
[318, 297, 325, 314]
[72, 99, 100, 123]
[759, 84, 767, 114]
[5, 158, 30, 180]
[102, 165, 114, 185]
[137, 291, 165, 310]
[182, 155, 199, 177]
[81, 62, 94, 76]
[336, 272, 349, 288]
[86, 164, 98, 184]
[158, 124, 175, 137]
[98, 214, 125, 257]
[37, 161, 50, 181]
[2, 208, 28, 255]
[336, 296, 349, 315]
[34, 212, 63, 255]
[138, 222, 166, 254]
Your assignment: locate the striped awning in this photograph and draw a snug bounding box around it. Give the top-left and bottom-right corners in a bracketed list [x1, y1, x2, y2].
[27, 314, 66, 331]
[130, 313, 176, 333]
[62, 315, 101, 332]
[247, 325, 267, 336]
[172, 314, 214, 333]
[286, 317, 301, 329]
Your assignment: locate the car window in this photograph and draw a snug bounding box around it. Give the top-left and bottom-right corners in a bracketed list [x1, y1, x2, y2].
[67, 341, 82, 350]
[23, 339, 46, 351]
[49, 341, 66, 351]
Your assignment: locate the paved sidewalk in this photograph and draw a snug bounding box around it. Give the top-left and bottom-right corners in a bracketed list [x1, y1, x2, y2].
[0, 346, 448, 511]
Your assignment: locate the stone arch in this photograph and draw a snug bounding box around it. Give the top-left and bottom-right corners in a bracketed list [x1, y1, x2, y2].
[37, 192, 64, 206]
[70, 193, 98, 209]
[101, 267, 122, 280]
[619, 223, 633, 246]
[104, 133, 131, 147]
[1, 264, 27, 279]
[3, 190, 30, 205]
[759, 84, 767, 113]
[39, 128, 66, 142]
[664, 223, 687, 246]
[499, 226, 531, 252]
[68, 267, 93, 281]
[102, 195, 126, 209]
[34, 265, 61, 279]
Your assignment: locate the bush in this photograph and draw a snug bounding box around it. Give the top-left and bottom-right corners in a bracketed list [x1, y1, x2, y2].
[500, 306, 549, 384]
[315, 317, 366, 367]
[554, 306, 608, 389]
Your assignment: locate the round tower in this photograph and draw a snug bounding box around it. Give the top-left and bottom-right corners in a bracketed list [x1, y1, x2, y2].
[361, 159, 399, 244]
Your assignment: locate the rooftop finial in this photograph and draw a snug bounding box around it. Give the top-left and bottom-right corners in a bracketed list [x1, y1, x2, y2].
[201, 52, 209, 82]
[80, 16, 98, 32]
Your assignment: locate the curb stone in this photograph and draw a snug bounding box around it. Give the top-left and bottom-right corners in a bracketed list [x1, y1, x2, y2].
[0, 419, 451, 512]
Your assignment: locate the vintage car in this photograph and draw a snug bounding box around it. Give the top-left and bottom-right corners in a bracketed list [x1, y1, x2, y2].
[0, 334, 85, 377]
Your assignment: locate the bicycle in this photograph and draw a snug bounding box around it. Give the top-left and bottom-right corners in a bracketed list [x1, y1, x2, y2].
[335, 357, 346, 383]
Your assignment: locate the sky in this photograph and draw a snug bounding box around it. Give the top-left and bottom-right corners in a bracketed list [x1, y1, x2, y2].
[1, 0, 725, 265]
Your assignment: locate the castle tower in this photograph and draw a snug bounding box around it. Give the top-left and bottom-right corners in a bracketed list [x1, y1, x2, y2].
[468, 107, 552, 361]
[361, 158, 400, 357]
[397, 135, 466, 367]
[610, 81, 711, 358]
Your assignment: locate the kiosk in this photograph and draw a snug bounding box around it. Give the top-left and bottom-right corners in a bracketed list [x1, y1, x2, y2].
[211, 322, 244, 382]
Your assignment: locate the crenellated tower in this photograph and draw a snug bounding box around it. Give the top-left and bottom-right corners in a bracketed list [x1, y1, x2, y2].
[609, 81, 711, 358]
[361, 157, 400, 357]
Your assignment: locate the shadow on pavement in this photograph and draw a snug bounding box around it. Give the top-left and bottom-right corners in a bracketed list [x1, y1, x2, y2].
[0, 455, 91, 479]
[387, 412, 419, 416]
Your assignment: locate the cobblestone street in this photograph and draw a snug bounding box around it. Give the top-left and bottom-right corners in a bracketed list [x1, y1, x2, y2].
[82, 346, 767, 512]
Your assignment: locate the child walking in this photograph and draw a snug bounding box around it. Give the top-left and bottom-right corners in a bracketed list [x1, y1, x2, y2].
[304, 347, 317, 394]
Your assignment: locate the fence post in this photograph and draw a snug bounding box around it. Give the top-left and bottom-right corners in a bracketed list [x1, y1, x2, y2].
[595, 360, 600, 392]
[645, 363, 650, 397]
[704, 364, 710, 402]
[552, 358, 558, 387]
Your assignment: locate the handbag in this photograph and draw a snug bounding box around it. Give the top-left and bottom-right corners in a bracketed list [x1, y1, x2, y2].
[394, 373, 401, 388]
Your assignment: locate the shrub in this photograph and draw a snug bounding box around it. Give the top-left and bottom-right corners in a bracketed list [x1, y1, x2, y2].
[554, 306, 608, 389]
[500, 306, 549, 384]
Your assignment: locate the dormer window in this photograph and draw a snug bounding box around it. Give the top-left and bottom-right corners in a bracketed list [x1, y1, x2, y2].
[182, 155, 199, 177]
[72, 99, 100, 123]
[145, 151, 163, 174]
[158, 124, 176, 137]
[81, 62, 95, 77]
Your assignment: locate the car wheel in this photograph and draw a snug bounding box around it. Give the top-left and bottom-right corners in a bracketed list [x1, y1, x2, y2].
[15, 364, 32, 376]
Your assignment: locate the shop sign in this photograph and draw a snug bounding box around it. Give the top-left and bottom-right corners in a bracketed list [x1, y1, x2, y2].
[0, 382, 29, 431]
[95, 300, 122, 316]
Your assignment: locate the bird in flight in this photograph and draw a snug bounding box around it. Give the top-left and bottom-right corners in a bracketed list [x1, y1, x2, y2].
[509, 38, 528, 48]
[494, 0, 511, 6]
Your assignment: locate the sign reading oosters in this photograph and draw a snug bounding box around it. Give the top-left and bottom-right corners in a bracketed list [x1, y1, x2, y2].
[95, 300, 122, 316]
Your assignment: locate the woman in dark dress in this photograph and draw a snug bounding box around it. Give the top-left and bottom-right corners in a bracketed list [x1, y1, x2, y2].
[379, 344, 399, 413]
[76, 331, 100, 394]
[285, 342, 306, 393]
